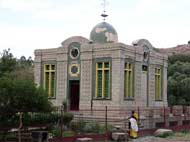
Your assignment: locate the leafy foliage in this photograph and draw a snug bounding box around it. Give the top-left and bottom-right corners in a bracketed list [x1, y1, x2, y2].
[168, 54, 190, 64]
[0, 113, 60, 127]
[11, 56, 34, 81]
[0, 49, 16, 77]
[0, 49, 34, 81]
[0, 78, 52, 115]
[0, 78, 53, 141]
[0, 49, 51, 141]
[70, 121, 113, 134]
[63, 112, 74, 127]
[168, 54, 190, 105]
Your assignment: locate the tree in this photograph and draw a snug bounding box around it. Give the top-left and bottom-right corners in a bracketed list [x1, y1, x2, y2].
[0, 49, 51, 141]
[0, 78, 52, 141]
[0, 78, 52, 114]
[0, 49, 34, 81]
[0, 49, 16, 78]
[14, 56, 34, 81]
[168, 54, 190, 64]
[168, 54, 190, 106]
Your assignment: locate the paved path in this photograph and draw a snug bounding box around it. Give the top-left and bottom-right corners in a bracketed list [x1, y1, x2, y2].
[129, 136, 190, 142]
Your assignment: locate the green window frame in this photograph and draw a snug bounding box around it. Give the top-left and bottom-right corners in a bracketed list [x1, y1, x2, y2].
[95, 62, 110, 99]
[44, 64, 56, 98]
[124, 62, 134, 99]
[155, 68, 162, 100]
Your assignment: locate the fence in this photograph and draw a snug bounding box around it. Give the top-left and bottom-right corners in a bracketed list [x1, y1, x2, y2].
[59, 105, 190, 137]
[1, 106, 190, 141]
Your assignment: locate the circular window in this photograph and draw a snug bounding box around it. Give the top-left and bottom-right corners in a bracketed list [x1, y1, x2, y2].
[69, 64, 80, 77]
[71, 66, 78, 74]
[70, 47, 79, 59]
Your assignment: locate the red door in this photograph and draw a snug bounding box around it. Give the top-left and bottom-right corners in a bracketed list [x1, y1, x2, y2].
[69, 80, 79, 111]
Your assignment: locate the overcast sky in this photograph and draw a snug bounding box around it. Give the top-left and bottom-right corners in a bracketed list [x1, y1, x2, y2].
[0, 0, 190, 58]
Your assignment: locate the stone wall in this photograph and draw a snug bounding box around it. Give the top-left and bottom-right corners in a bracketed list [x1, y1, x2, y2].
[34, 36, 168, 109]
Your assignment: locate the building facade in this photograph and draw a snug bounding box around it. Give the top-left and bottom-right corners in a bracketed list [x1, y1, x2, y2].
[34, 22, 168, 110]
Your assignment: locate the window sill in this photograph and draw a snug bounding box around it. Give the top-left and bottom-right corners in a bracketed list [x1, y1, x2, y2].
[48, 97, 56, 100]
[155, 99, 163, 102]
[124, 98, 134, 101]
[93, 98, 111, 101]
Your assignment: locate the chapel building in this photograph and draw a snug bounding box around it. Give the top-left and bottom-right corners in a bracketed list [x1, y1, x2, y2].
[34, 21, 168, 110]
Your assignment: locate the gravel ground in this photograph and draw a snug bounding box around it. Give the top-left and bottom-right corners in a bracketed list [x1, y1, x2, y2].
[129, 136, 167, 142]
[129, 136, 190, 142]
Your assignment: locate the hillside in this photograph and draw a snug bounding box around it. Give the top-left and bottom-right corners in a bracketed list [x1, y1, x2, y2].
[159, 42, 190, 56]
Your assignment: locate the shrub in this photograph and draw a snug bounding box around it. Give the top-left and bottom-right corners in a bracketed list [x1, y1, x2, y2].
[157, 132, 173, 138]
[51, 126, 61, 137]
[70, 121, 86, 132]
[22, 112, 60, 126]
[50, 126, 75, 137]
[98, 123, 114, 134]
[82, 122, 101, 133]
[62, 100, 67, 112]
[63, 131, 75, 137]
[63, 112, 73, 127]
[180, 129, 190, 134]
[0, 112, 61, 128]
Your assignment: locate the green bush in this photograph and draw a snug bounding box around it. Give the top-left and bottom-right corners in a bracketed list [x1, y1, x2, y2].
[22, 112, 60, 126]
[98, 123, 114, 134]
[0, 112, 60, 128]
[62, 100, 67, 112]
[0, 114, 19, 127]
[63, 112, 73, 127]
[180, 129, 190, 134]
[70, 121, 86, 132]
[63, 131, 75, 137]
[50, 126, 75, 137]
[51, 126, 61, 137]
[157, 132, 173, 138]
[82, 122, 99, 133]
[70, 121, 114, 134]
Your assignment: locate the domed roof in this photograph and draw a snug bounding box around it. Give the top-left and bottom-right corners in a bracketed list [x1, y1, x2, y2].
[90, 22, 118, 43]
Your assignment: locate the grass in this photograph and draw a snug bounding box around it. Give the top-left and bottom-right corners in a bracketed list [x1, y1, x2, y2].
[158, 132, 173, 138]
[63, 131, 75, 137]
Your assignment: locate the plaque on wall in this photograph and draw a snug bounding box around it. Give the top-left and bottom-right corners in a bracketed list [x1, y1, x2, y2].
[143, 45, 150, 62]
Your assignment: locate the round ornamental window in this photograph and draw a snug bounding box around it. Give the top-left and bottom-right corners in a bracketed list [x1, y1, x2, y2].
[69, 64, 80, 77]
[70, 47, 79, 59]
[71, 66, 78, 74]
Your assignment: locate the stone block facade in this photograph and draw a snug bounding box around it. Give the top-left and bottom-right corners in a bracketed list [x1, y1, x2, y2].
[34, 21, 168, 110]
[34, 36, 168, 110]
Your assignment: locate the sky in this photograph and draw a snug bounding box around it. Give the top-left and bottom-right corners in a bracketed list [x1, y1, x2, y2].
[0, 0, 190, 59]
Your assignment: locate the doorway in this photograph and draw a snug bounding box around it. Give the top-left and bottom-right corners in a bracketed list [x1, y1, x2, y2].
[69, 80, 80, 111]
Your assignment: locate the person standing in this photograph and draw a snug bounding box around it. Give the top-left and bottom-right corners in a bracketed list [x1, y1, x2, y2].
[129, 111, 138, 138]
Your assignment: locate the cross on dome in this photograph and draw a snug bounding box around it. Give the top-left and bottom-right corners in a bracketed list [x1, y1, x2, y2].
[101, 0, 108, 21]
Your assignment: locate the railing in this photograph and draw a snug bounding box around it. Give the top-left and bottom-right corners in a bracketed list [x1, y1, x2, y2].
[1, 105, 190, 141]
[57, 105, 190, 137]
[47, 105, 190, 141]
